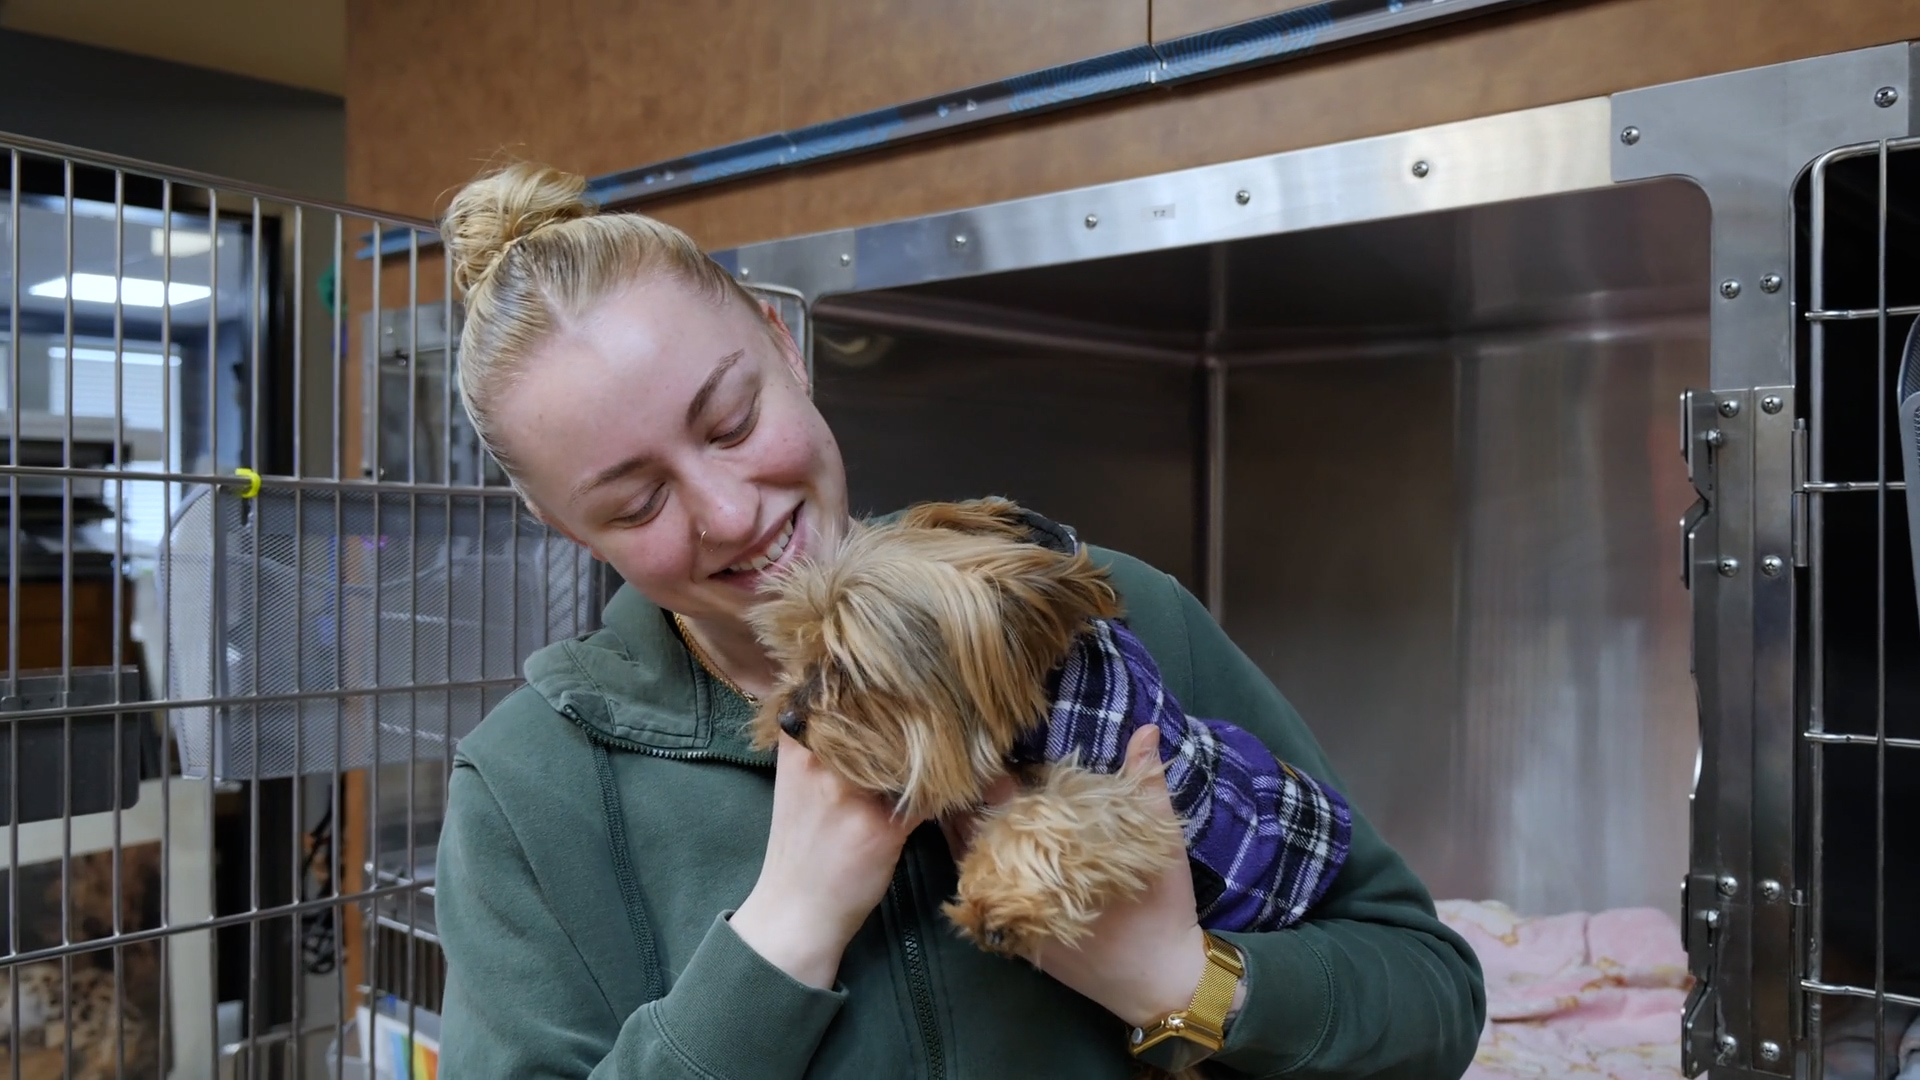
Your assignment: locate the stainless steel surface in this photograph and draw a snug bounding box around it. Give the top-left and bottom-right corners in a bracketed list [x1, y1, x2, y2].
[1606, 42, 1917, 1079]
[1611, 42, 1910, 389]
[810, 319, 1202, 588]
[721, 97, 1618, 302]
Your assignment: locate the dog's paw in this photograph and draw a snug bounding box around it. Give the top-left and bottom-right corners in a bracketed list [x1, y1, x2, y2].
[941, 883, 1079, 964]
[943, 761, 1182, 961]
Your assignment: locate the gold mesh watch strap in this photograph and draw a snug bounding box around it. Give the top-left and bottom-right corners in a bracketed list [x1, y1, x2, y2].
[1129, 931, 1246, 1059]
[1183, 933, 1246, 1043]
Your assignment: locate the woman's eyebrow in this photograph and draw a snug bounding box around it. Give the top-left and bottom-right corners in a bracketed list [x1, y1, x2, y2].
[684, 349, 746, 427]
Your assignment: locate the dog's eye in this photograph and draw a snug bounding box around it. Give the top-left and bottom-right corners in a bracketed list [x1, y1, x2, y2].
[777, 707, 808, 742]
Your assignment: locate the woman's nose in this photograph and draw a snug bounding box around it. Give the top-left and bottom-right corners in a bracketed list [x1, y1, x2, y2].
[685, 470, 759, 553]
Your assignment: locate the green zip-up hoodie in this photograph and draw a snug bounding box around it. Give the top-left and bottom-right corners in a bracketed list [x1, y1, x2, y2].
[435, 530, 1486, 1079]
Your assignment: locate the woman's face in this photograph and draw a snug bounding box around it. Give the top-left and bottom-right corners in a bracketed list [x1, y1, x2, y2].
[493, 276, 850, 624]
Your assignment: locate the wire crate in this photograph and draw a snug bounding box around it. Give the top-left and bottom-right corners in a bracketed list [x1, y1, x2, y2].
[159, 482, 597, 782]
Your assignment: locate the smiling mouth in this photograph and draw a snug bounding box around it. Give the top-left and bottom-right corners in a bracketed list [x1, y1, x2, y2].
[720, 509, 798, 576]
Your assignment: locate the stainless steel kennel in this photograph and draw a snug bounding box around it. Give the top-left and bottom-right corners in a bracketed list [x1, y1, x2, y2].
[0, 37, 1910, 1080]
[720, 41, 1920, 1080]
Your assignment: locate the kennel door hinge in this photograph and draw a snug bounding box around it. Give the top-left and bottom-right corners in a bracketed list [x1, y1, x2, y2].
[1790, 421, 1810, 568]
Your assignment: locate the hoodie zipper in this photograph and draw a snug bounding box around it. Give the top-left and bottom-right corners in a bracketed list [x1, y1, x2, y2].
[568, 704, 947, 1078]
[890, 837, 947, 1080]
[561, 703, 771, 768]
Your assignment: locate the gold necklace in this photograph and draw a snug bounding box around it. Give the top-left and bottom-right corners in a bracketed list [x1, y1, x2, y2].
[671, 612, 759, 705]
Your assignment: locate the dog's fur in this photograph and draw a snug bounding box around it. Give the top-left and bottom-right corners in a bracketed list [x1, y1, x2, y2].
[748, 498, 1187, 961]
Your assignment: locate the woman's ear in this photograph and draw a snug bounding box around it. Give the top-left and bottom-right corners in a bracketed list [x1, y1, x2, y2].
[760, 299, 809, 391]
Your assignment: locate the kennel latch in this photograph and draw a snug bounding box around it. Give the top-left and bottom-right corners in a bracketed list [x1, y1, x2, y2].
[1678, 388, 1724, 591]
[1681, 881, 1726, 1077]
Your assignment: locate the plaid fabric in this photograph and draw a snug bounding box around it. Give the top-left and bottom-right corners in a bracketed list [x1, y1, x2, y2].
[1010, 618, 1352, 932]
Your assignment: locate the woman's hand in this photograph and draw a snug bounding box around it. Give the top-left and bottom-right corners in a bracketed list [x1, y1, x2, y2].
[731, 733, 920, 989]
[1037, 726, 1241, 1028]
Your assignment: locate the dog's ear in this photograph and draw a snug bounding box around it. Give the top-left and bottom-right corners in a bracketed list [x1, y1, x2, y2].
[899, 497, 1034, 541]
[971, 543, 1123, 683]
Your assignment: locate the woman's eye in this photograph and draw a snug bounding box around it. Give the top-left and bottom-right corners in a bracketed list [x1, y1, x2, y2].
[716, 401, 759, 446]
[612, 490, 664, 527]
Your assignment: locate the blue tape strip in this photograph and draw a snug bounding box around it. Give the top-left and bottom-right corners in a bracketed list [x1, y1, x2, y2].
[1000, 45, 1161, 112]
[1155, 4, 1336, 80]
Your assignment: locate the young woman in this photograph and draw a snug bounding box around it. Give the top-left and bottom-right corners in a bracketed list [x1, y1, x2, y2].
[431, 162, 1486, 1079]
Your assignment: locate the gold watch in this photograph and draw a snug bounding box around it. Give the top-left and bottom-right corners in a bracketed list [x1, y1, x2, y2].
[1128, 931, 1245, 1072]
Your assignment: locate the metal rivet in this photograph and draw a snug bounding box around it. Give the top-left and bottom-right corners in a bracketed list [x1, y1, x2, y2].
[951, 234, 968, 249]
[739, 267, 751, 279]
[1620, 126, 1641, 145]
[1085, 213, 1099, 229]
[1411, 160, 1431, 178]
[1718, 400, 1741, 418]
[1760, 273, 1782, 294]
[1718, 875, 1739, 897]
[838, 253, 851, 266]
[1721, 279, 1742, 300]
[1759, 879, 1784, 902]
[1718, 558, 1740, 578]
[1875, 86, 1900, 108]
[1762, 395, 1784, 414]
[1760, 1040, 1782, 1063]
[1705, 429, 1726, 448]
[1761, 555, 1785, 577]
[1235, 189, 1251, 205]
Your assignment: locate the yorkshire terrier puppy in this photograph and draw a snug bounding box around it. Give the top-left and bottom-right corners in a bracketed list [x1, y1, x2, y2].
[748, 497, 1352, 964]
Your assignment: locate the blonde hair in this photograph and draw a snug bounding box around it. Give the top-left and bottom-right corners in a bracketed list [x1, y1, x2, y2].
[440, 161, 765, 479]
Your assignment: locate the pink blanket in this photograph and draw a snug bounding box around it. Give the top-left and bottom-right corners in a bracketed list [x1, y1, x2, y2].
[1436, 900, 1692, 1080]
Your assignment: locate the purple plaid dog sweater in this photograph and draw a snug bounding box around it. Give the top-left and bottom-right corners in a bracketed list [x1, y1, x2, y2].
[1010, 618, 1352, 933]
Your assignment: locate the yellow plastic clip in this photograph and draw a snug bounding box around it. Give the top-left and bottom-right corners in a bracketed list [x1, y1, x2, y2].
[235, 467, 262, 499]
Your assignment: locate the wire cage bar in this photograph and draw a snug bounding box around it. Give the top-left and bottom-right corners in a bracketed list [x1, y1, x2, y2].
[0, 128, 606, 1080]
[1799, 133, 1920, 1080]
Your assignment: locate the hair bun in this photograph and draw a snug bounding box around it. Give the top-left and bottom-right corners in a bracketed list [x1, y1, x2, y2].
[442, 162, 595, 294]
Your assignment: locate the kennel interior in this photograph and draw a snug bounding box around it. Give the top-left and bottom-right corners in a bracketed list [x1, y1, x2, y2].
[807, 176, 1708, 923]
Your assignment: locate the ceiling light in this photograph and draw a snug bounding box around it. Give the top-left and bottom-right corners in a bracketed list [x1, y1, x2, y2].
[150, 229, 214, 258]
[29, 273, 212, 307]
[51, 346, 180, 367]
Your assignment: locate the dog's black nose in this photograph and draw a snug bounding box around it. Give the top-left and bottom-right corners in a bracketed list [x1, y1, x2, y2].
[777, 707, 808, 742]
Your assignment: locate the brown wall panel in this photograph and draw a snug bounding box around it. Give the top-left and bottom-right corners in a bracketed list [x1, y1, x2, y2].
[782, 0, 1144, 129]
[348, 0, 786, 221]
[1151, 0, 1284, 42]
[351, 0, 1919, 254]
[347, 0, 1144, 224]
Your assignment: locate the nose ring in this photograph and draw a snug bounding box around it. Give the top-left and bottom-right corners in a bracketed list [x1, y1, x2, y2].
[700, 528, 709, 547]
